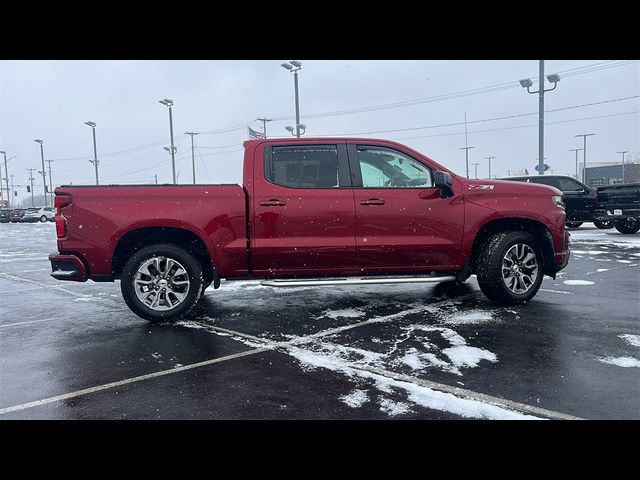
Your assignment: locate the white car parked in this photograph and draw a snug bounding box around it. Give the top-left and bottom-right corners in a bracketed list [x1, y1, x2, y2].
[22, 206, 55, 223]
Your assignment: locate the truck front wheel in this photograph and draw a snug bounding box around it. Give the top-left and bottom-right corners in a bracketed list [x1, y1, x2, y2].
[613, 220, 640, 234]
[476, 231, 544, 305]
[121, 243, 204, 322]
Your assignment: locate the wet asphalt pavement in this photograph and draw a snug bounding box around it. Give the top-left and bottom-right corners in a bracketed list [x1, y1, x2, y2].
[1, 222, 638, 419]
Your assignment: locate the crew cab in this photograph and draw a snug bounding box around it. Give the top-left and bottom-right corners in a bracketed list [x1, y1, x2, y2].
[49, 138, 570, 321]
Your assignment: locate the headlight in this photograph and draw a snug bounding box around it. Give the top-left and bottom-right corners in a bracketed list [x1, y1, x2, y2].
[553, 195, 565, 209]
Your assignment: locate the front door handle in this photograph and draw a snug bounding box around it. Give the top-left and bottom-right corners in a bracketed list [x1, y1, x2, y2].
[259, 199, 286, 207]
[360, 198, 385, 206]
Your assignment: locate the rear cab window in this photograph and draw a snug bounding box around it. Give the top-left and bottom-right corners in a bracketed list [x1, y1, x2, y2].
[265, 144, 349, 188]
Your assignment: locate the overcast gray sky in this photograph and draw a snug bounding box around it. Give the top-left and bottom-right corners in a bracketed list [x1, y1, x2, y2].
[1, 60, 638, 205]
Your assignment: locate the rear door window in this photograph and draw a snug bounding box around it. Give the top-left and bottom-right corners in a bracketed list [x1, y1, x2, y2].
[266, 145, 341, 188]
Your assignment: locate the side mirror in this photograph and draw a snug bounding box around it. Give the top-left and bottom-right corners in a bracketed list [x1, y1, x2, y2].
[434, 171, 454, 198]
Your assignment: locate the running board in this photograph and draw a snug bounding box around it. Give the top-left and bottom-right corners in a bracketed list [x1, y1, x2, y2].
[261, 275, 456, 288]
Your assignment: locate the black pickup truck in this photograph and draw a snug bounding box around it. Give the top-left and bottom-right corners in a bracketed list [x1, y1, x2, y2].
[594, 183, 640, 234]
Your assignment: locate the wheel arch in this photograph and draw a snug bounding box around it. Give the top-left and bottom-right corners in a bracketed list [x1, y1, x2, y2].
[112, 226, 215, 285]
[469, 218, 557, 278]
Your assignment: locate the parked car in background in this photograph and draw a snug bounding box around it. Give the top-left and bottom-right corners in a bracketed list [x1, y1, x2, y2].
[499, 175, 609, 229]
[9, 208, 26, 222]
[0, 208, 12, 223]
[594, 183, 640, 234]
[22, 206, 55, 223]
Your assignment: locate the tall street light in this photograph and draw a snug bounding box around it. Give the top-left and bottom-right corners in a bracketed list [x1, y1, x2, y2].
[484, 156, 495, 179]
[281, 61, 303, 138]
[617, 150, 629, 182]
[33, 140, 48, 206]
[85, 121, 99, 185]
[0, 151, 11, 208]
[575, 133, 595, 184]
[460, 146, 474, 178]
[569, 148, 583, 180]
[159, 99, 177, 184]
[519, 61, 560, 176]
[185, 132, 199, 184]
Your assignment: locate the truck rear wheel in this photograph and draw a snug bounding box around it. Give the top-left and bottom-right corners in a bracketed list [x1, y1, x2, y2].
[476, 231, 543, 305]
[613, 220, 640, 234]
[120, 243, 204, 322]
[565, 221, 583, 228]
[593, 219, 613, 229]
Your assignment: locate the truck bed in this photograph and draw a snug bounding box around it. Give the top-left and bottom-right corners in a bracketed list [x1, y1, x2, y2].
[55, 184, 248, 278]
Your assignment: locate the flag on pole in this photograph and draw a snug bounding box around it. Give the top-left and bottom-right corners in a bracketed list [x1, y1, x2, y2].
[247, 125, 265, 140]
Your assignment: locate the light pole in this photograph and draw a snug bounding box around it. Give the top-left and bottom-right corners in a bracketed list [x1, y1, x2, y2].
[159, 99, 177, 184]
[281, 61, 303, 138]
[575, 133, 595, 184]
[472, 162, 480, 179]
[519, 61, 560, 176]
[285, 124, 307, 136]
[617, 150, 629, 183]
[185, 132, 199, 184]
[26, 168, 35, 207]
[484, 156, 495, 179]
[85, 121, 99, 185]
[569, 148, 583, 180]
[46, 160, 54, 206]
[0, 151, 10, 208]
[256, 118, 272, 138]
[460, 146, 474, 178]
[33, 139, 48, 206]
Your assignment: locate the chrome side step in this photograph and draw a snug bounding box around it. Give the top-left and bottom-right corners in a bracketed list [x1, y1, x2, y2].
[261, 275, 456, 288]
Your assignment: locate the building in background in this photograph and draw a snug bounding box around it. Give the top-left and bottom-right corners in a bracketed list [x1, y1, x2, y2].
[584, 162, 640, 186]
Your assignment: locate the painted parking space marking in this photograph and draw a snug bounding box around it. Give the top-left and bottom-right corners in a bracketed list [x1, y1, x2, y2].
[0, 347, 269, 415]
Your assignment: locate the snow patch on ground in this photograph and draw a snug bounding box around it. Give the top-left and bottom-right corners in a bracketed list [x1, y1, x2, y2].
[379, 398, 411, 416]
[598, 356, 640, 368]
[442, 345, 498, 368]
[563, 280, 595, 286]
[596, 268, 610, 272]
[571, 250, 608, 255]
[340, 389, 369, 408]
[443, 310, 494, 325]
[72, 297, 95, 302]
[321, 308, 366, 319]
[619, 334, 640, 347]
[616, 260, 632, 264]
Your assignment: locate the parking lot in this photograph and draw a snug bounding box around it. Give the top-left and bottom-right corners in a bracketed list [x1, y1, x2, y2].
[0, 222, 638, 419]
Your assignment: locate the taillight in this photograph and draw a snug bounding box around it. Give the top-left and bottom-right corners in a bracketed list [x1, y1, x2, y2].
[55, 194, 71, 238]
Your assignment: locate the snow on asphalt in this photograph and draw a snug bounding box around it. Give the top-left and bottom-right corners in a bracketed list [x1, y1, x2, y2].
[619, 334, 640, 347]
[598, 356, 640, 368]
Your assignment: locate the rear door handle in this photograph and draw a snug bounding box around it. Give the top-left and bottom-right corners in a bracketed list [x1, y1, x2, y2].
[259, 199, 286, 207]
[359, 198, 385, 206]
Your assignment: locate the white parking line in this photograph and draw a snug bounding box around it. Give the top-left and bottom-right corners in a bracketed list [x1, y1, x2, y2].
[540, 289, 575, 295]
[0, 348, 270, 415]
[0, 272, 122, 308]
[0, 310, 130, 329]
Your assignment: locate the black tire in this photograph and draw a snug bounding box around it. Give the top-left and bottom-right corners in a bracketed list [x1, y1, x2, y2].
[40, 215, 47, 222]
[120, 243, 204, 322]
[565, 222, 583, 228]
[476, 231, 544, 305]
[593, 219, 613, 230]
[613, 220, 640, 234]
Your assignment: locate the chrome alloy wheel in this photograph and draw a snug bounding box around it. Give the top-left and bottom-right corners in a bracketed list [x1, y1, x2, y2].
[133, 256, 190, 311]
[501, 244, 539, 294]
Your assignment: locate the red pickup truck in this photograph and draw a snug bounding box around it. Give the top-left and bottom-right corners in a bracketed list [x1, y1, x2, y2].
[49, 138, 570, 321]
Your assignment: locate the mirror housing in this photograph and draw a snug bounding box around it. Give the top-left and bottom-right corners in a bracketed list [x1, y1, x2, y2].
[434, 171, 454, 198]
